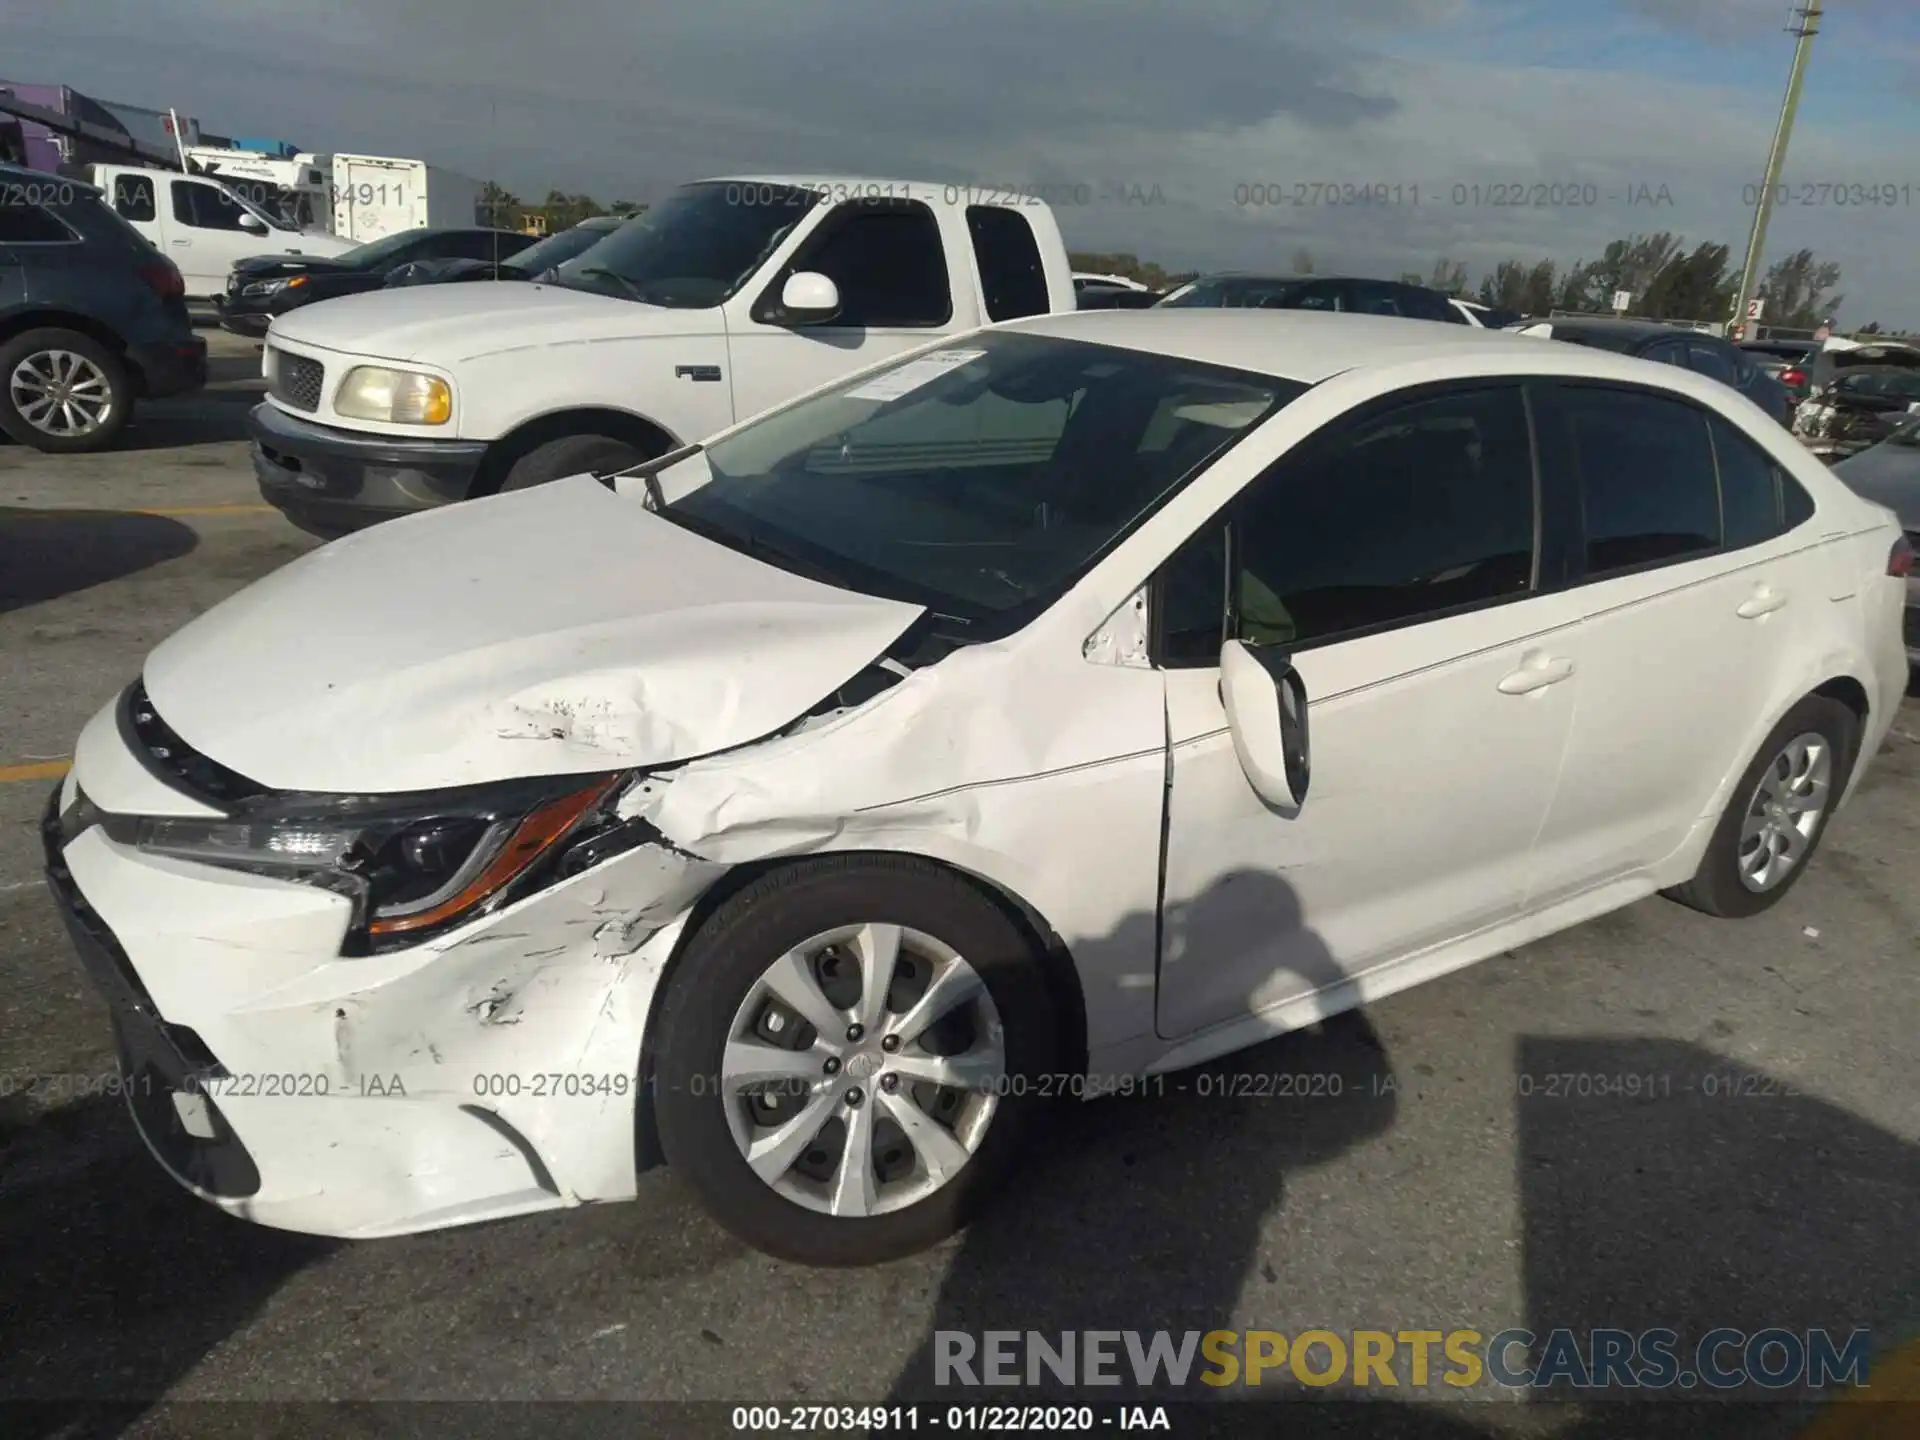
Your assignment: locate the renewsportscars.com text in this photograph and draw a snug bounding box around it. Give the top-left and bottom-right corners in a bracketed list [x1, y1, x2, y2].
[935, 1327, 1874, 1392]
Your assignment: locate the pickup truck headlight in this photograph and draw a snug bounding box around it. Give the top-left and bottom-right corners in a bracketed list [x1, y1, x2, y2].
[104, 772, 622, 952]
[334, 365, 453, 425]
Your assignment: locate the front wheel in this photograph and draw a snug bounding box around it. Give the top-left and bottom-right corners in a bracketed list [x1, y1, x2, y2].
[0, 329, 132, 453]
[651, 856, 1058, 1266]
[494, 433, 650, 493]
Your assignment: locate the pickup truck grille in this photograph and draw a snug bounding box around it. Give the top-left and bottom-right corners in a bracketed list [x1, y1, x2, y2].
[267, 349, 325, 413]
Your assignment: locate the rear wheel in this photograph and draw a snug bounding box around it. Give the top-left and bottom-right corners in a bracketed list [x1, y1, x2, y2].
[651, 856, 1057, 1266]
[1664, 694, 1855, 918]
[0, 329, 132, 453]
[494, 433, 650, 493]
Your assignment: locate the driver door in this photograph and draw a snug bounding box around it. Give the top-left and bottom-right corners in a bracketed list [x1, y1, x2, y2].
[721, 198, 970, 424]
[165, 178, 268, 297]
[1154, 381, 1581, 1041]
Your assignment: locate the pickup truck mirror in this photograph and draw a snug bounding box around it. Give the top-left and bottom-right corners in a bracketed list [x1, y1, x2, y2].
[238, 212, 268, 234]
[777, 271, 841, 326]
[1220, 639, 1310, 810]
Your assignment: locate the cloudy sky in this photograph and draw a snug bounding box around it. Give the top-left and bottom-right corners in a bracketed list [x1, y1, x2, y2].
[11, 0, 1920, 324]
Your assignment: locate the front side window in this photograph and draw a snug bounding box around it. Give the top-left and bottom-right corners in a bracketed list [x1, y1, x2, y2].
[646, 331, 1303, 637]
[549, 180, 820, 308]
[1159, 386, 1538, 661]
[171, 180, 264, 232]
[966, 206, 1048, 322]
[772, 200, 951, 327]
[1544, 386, 1719, 576]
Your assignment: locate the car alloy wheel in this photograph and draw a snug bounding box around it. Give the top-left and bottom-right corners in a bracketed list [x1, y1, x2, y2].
[9, 348, 115, 438]
[1736, 731, 1832, 893]
[720, 922, 1005, 1218]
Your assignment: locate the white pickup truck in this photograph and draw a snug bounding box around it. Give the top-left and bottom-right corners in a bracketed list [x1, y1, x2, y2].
[246, 176, 1076, 536]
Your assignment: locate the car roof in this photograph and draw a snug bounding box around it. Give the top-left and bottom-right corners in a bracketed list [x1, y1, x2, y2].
[1002, 308, 1714, 386]
[0, 162, 102, 196]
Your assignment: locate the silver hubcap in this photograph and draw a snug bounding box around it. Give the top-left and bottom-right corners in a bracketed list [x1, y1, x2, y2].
[721, 923, 1004, 1218]
[1738, 732, 1832, 892]
[9, 349, 114, 437]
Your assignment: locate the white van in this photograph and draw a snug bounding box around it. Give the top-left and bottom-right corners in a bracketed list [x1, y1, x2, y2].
[88, 165, 355, 300]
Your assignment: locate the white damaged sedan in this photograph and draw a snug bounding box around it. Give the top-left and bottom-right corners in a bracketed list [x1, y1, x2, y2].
[45, 311, 1913, 1265]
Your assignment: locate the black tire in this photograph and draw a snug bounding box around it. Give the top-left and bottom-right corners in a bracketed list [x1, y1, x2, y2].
[494, 433, 650, 493]
[1663, 694, 1857, 919]
[651, 855, 1058, 1266]
[0, 328, 132, 453]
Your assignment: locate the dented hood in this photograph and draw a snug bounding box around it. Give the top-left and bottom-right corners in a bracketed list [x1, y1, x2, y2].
[141, 479, 925, 794]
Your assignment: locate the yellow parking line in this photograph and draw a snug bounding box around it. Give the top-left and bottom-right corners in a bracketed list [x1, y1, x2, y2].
[0, 760, 70, 784]
[1798, 1337, 1920, 1438]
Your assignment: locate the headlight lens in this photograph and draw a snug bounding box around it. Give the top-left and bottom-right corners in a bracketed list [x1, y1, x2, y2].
[334, 365, 453, 425]
[109, 773, 621, 952]
[241, 278, 290, 298]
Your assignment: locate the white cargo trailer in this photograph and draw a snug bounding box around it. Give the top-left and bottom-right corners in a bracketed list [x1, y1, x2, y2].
[328, 153, 483, 241]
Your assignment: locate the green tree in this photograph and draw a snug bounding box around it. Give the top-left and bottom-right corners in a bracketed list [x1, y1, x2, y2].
[1640, 241, 1736, 322]
[1759, 248, 1844, 330]
[479, 180, 523, 229]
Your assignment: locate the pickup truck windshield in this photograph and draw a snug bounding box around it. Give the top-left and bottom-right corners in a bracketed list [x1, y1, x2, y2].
[646, 331, 1302, 636]
[548, 182, 819, 308]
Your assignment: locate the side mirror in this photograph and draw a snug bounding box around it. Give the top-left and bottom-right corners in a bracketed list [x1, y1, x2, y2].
[238, 212, 268, 234]
[777, 271, 841, 326]
[1220, 639, 1311, 809]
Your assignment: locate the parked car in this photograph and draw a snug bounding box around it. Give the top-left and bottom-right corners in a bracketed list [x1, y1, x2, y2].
[385, 215, 627, 288]
[1739, 338, 1819, 402]
[1515, 317, 1795, 428]
[215, 227, 540, 338]
[1792, 341, 1920, 461]
[246, 176, 1076, 538]
[45, 311, 1909, 1264]
[1157, 273, 1471, 325]
[1832, 416, 1920, 665]
[1451, 298, 1524, 329]
[0, 163, 206, 452]
[1075, 281, 1161, 310]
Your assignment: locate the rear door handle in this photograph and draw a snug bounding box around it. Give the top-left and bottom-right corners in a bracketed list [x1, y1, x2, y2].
[1736, 587, 1787, 619]
[1498, 655, 1575, 695]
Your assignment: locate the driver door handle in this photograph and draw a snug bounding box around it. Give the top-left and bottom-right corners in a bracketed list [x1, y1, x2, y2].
[1498, 654, 1575, 695]
[1736, 586, 1787, 619]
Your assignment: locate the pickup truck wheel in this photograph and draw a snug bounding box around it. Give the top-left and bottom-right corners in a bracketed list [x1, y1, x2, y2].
[0, 329, 132, 453]
[495, 434, 652, 493]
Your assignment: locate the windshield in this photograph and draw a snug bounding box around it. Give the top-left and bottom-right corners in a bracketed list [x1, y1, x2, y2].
[507, 220, 623, 276]
[1157, 277, 1307, 309]
[547, 182, 819, 307]
[335, 229, 430, 270]
[636, 331, 1303, 636]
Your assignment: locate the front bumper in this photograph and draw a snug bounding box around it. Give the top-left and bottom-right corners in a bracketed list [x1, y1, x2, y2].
[249, 401, 490, 538]
[124, 336, 209, 400]
[44, 696, 716, 1238]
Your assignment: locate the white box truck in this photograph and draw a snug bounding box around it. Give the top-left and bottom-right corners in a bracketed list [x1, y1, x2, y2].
[329, 154, 483, 242]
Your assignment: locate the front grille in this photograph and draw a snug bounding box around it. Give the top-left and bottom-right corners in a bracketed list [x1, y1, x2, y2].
[117, 680, 267, 808]
[268, 348, 325, 413]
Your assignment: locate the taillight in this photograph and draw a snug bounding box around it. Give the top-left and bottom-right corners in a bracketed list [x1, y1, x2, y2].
[137, 260, 184, 299]
[1891, 534, 1915, 578]
[1780, 368, 1806, 388]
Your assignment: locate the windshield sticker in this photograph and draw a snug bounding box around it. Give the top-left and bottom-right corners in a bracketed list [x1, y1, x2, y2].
[844, 349, 987, 403]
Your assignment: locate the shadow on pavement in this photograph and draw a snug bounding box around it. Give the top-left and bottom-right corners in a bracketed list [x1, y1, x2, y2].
[0, 509, 198, 612]
[0, 1094, 337, 1438]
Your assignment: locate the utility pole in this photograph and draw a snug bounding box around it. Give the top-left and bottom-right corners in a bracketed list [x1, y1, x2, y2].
[1731, 1, 1822, 339]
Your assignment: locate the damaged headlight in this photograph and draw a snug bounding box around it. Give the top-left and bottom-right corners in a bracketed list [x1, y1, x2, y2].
[107, 771, 633, 952]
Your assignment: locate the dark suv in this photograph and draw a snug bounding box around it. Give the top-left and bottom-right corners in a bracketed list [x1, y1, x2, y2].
[0, 164, 207, 452]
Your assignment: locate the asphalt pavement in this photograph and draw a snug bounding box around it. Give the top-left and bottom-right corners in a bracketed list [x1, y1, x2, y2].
[0, 330, 1915, 1439]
